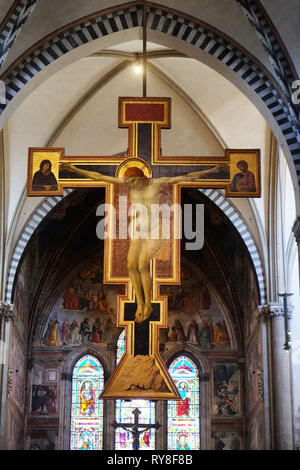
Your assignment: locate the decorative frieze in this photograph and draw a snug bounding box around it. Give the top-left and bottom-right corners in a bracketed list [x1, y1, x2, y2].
[7, 367, 14, 395]
[0, 301, 15, 321]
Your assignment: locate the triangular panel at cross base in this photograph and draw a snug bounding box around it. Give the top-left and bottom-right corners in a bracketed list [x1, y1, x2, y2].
[100, 353, 181, 400]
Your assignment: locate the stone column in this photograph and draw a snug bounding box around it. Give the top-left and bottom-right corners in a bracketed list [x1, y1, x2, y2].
[261, 303, 293, 449]
[0, 302, 15, 450]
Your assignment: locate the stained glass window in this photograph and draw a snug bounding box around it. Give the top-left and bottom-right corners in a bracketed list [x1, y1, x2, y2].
[116, 329, 125, 364]
[115, 399, 156, 450]
[167, 355, 200, 450]
[115, 330, 156, 450]
[70, 354, 104, 450]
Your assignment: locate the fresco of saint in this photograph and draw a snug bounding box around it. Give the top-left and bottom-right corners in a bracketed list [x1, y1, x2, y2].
[43, 318, 61, 347]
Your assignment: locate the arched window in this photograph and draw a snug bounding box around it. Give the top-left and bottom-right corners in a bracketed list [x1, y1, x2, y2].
[70, 354, 104, 450]
[116, 329, 125, 363]
[115, 330, 156, 450]
[167, 355, 200, 450]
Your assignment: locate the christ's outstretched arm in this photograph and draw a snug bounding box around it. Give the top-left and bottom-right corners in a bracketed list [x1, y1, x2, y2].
[154, 164, 229, 184]
[60, 162, 123, 185]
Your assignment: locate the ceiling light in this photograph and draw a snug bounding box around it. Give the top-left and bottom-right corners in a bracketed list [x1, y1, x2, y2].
[134, 64, 143, 74]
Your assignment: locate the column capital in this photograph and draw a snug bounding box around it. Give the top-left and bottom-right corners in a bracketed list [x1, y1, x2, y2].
[258, 302, 293, 320]
[0, 301, 15, 321]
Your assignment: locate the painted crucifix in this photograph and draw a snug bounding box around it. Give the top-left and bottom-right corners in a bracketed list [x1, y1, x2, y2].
[27, 97, 260, 400]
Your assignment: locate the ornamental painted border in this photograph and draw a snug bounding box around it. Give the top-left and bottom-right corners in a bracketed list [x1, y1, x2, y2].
[0, 1, 299, 179]
[5, 188, 266, 305]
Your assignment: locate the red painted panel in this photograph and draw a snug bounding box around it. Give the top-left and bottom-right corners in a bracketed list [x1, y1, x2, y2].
[125, 102, 165, 122]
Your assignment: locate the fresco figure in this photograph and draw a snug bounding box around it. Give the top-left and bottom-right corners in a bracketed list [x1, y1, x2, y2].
[188, 320, 198, 343]
[216, 381, 238, 416]
[61, 162, 225, 323]
[104, 317, 113, 342]
[78, 290, 90, 311]
[97, 288, 110, 312]
[43, 318, 61, 347]
[86, 287, 96, 310]
[168, 326, 178, 342]
[31, 385, 46, 414]
[208, 319, 214, 344]
[80, 317, 91, 343]
[174, 319, 185, 340]
[63, 285, 80, 309]
[214, 321, 230, 347]
[198, 284, 211, 309]
[91, 318, 104, 343]
[170, 287, 184, 311]
[45, 386, 57, 414]
[68, 320, 82, 345]
[61, 318, 70, 344]
[198, 321, 211, 349]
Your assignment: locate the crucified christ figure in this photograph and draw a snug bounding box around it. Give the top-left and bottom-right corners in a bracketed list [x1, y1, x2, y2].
[60, 161, 226, 323]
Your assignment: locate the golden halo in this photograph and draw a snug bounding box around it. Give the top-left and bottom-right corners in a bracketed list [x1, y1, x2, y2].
[116, 157, 152, 178]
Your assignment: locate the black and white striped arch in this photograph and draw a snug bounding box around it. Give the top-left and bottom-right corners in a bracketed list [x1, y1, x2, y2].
[5, 188, 266, 305]
[0, 2, 299, 181]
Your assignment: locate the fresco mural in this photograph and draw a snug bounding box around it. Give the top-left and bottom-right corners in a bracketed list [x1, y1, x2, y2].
[247, 408, 265, 449]
[31, 385, 58, 415]
[8, 329, 26, 412]
[212, 363, 241, 417]
[212, 431, 242, 450]
[41, 263, 122, 348]
[13, 250, 33, 339]
[29, 438, 55, 450]
[30, 362, 59, 416]
[160, 266, 231, 351]
[6, 408, 24, 450]
[245, 324, 263, 415]
[256, 409, 265, 449]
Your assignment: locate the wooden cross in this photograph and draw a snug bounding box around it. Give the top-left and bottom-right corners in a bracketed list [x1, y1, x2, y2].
[112, 407, 161, 450]
[27, 97, 260, 400]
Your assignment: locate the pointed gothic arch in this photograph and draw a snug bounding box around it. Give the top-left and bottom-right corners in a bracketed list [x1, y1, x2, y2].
[0, 2, 299, 211]
[70, 353, 104, 450]
[5, 188, 266, 305]
[58, 344, 110, 450]
[164, 346, 210, 450]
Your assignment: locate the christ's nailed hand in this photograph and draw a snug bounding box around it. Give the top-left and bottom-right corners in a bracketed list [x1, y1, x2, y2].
[60, 162, 76, 173]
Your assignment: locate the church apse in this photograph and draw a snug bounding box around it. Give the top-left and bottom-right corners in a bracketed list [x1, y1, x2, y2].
[6, 186, 262, 449]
